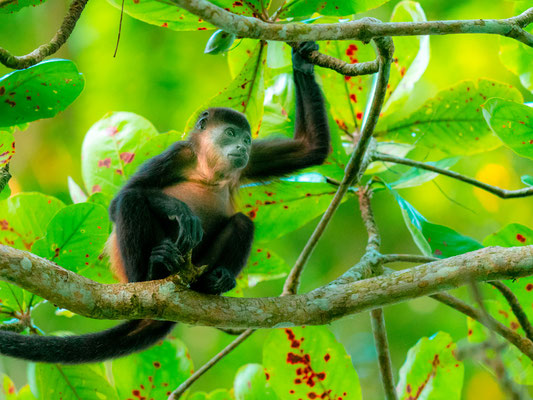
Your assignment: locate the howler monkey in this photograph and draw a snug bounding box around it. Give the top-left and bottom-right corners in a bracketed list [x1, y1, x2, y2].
[0, 42, 330, 364]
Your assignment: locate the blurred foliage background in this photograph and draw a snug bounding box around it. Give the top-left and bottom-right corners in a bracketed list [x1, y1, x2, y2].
[0, 0, 532, 398]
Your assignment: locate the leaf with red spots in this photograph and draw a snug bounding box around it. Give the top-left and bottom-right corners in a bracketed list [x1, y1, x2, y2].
[112, 337, 193, 400]
[1, 374, 18, 400]
[0, 0, 48, 12]
[81, 112, 159, 197]
[106, 0, 214, 31]
[246, 246, 290, 287]
[397, 332, 463, 399]
[237, 181, 345, 242]
[279, 0, 389, 18]
[483, 98, 533, 160]
[264, 326, 361, 400]
[376, 80, 523, 156]
[31, 363, 117, 400]
[211, 0, 267, 17]
[389, 187, 482, 258]
[234, 363, 279, 399]
[186, 41, 267, 138]
[483, 223, 533, 247]
[0, 59, 84, 127]
[499, 3, 533, 93]
[0, 130, 15, 166]
[32, 203, 113, 283]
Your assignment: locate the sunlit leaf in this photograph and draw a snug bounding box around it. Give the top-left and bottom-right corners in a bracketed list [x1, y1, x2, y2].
[234, 364, 279, 400]
[15, 385, 36, 400]
[112, 337, 193, 400]
[279, 0, 390, 18]
[0, 60, 84, 127]
[81, 112, 159, 197]
[377, 79, 523, 155]
[396, 332, 463, 400]
[389, 187, 483, 257]
[30, 363, 117, 400]
[32, 203, 112, 282]
[187, 41, 267, 137]
[237, 181, 341, 242]
[264, 326, 361, 400]
[482, 98, 533, 160]
[246, 246, 290, 286]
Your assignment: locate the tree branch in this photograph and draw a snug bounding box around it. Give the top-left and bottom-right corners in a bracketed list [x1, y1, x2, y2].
[382, 254, 438, 264]
[0, 0, 89, 69]
[165, 1, 533, 47]
[282, 36, 394, 295]
[373, 153, 533, 199]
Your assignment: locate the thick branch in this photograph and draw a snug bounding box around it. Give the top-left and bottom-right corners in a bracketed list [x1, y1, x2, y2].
[0, 0, 89, 69]
[373, 153, 533, 199]
[282, 36, 394, 295]
[166, 1, 533, 47]
[1, 247, 532, 329]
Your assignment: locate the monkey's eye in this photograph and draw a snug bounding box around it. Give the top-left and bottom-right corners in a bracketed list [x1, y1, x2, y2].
[244, 136, 251, 145]
[225, 128, 236, 137]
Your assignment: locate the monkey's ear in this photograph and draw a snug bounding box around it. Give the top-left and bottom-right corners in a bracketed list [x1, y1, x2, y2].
[196, 111, 209, 130]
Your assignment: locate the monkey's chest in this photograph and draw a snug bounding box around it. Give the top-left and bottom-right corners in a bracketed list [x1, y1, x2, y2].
[162, 182, 233, 233]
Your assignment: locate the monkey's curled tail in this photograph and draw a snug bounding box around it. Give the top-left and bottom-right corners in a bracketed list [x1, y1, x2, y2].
[0, 320, 175, 364]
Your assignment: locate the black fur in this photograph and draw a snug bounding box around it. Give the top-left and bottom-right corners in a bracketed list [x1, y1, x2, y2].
[0, 42, 330, 364]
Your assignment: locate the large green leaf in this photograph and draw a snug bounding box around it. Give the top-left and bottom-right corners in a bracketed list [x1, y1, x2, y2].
[0, 60, 84, 127]
[32, 203, 112, 283]
[81, 112, 159, 197]
[279, 0, 390, 18]
[234, 364, 279, 400]
[0, 0, 48, 13]
[263, 326, 361, 400]
[237, 181, 340, 242]
[246, 246, 290, 286]
[482, 98, 533, 160]
[186, 42, 267, 137]
[0, 131, 14, 166]
[112, 337, 193, 400]
[396, 332, 463, 400]
[390, 188, 483, 258]
[30, 363, 117, 400]
[377, 79, 523, 155]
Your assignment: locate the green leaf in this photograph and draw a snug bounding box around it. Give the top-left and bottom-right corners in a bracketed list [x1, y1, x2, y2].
[234, 364, 279, 400]
[238, 181, 340, 242]
[246, 247, 290, 286]
[187, 42, 267, 137]
[31, 363, 117, 400]
[1, 374, 17, 400]
[81, 112, 159, 197]
[67, 177, 88, 204]
[0, 60, 84, 127]
[522, 175, 533, 186]
[263, 326, 361, 400]
[280, 0, 390, 18]
[499, 4, 533, 93]
[382, 1, 430, 116]
[205, 30, 237, 55]
[32, 203, 112, 282]
[390, 188, 483, 258]
[0, 131, 14, 166]
[0, 0, 48, 14]
[387, 157, 460, 189]
[0, 192, 65, 251]
[483, 223, 533, 247]
[16, 386, 36, 400]
[396, 332, 463, 400]
[112, 337, 193, 400]
[482, 98, 533, 160]
[189, 390, 233, 400]
[0, 184, 10, 201]
[377, 79, 523, 155]
[106, 0, 214, 31]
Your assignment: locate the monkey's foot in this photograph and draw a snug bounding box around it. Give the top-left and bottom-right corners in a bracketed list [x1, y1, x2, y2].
[149, 238, 185, 274]
[190, 267, 236, 295]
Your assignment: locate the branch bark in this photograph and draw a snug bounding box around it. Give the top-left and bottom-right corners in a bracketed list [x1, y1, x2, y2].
[1, 244, 532, 329]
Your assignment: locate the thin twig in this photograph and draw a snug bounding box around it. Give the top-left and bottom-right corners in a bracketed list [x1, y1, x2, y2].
[0, 0, 89, 69]
[489, 281, 533, 342]
[113, 0, 126, 57]
[167, 329, 254, 399]
[282, 36, 394, 296]
[373, 153, 533, 199]
[382, 254, 438, 264]
[358, 186, 380, 253]
[431, 292, 533, 361]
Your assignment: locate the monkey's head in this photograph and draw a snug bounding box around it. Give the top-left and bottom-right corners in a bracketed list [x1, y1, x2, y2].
[192, 108, 252, 171]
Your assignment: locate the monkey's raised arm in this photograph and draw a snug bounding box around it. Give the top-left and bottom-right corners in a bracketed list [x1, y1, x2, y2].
[242, 42, 330, 181]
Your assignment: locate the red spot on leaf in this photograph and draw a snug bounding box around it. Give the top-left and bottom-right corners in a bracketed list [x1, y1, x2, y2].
[92, 185, 101, 193]
[349, 94, 357, 103]
[120, 152, 135, 164]
[98, 158, 112, 168]
[517, 234, 526, 243]
[153, 361, 161, 368]
[324, 353, 330, 362]
[526, 284, 533, 291]
[198, 27, 207, 30]
[356, 112, 363, 120]
[107, 126, 119, 136]
[162, 22, 168, 27]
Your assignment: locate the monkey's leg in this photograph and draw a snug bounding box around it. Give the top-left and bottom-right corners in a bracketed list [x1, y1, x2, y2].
[191, 213, 254, 295]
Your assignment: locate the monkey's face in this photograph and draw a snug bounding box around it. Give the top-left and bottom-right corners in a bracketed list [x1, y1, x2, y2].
[210, 124, 252, 170]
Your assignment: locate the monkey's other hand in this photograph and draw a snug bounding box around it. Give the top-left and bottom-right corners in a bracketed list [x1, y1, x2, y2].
[171, 212, 203, 254]
[149, 238, 185, 274]
[191, 267, 236, 295]
[292, 41, 318, 75]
